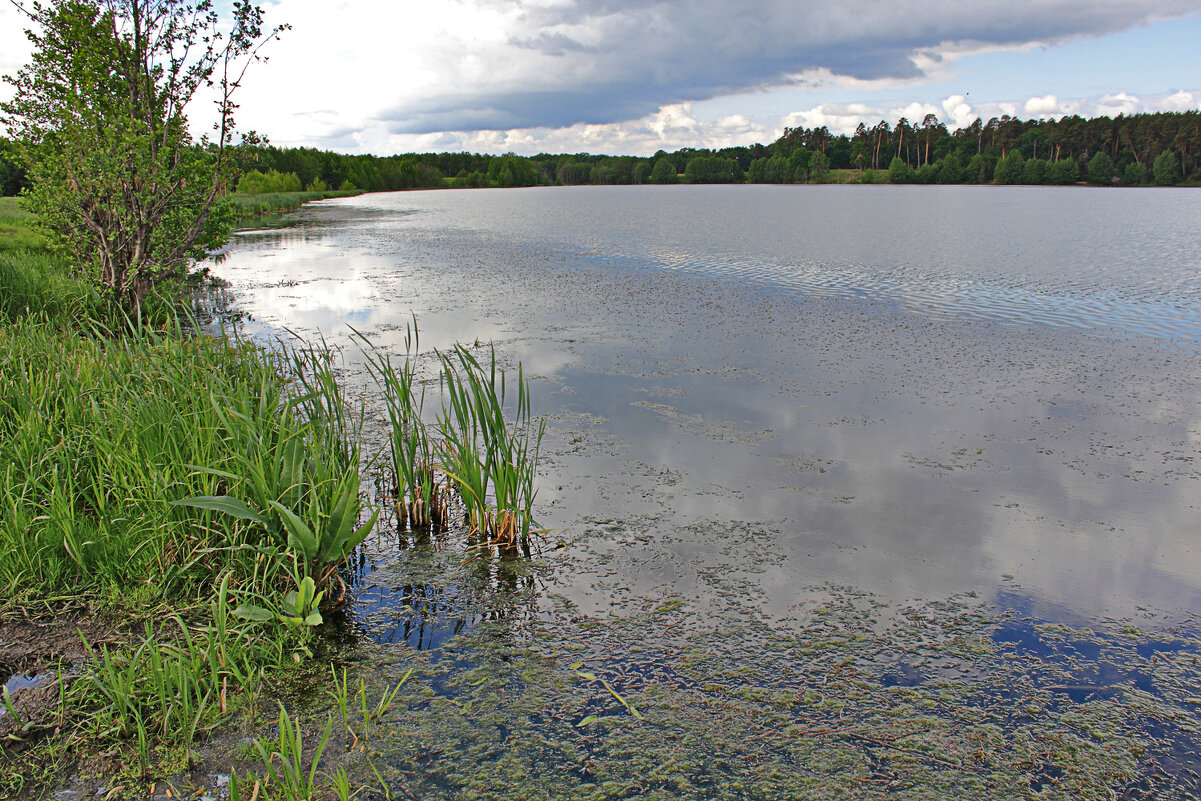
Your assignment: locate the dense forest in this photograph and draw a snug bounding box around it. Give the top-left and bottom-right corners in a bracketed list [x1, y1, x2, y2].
[2, 110, 1198, 197]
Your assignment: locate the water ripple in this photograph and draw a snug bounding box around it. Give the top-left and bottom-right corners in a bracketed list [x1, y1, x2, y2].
[343, 185, 1201, 344]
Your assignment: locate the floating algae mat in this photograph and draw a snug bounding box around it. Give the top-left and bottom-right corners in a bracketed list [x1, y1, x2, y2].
[271, 511, 1200, 800]
[274, 516, 1201, 800]
[213, 186, 1201, 798]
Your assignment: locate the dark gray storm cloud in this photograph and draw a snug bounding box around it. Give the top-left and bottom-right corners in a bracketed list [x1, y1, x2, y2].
[383, 0, 1201, 133]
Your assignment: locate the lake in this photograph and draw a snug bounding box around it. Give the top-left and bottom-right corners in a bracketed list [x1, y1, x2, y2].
[218, 185, 1201, 798]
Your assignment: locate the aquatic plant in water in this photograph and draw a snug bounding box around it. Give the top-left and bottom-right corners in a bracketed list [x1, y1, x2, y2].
[436, 343, 546, 549]
[363, 323, 451, 531]
[362, 325, 546, 549]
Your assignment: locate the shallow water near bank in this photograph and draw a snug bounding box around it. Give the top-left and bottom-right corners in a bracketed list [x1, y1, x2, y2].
[213, 185, 1201, 797]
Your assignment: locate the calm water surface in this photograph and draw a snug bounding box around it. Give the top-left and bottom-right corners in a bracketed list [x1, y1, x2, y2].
[214, 185, 1201, 796]
[221, 185, 1201, 621]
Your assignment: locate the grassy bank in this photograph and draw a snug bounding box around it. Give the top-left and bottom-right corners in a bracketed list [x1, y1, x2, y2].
[229, 189, 362, 218]
[0, 201, 548, 797]
[0, 321, 362, 608]
[0, 198, 376, 793]
[0, 259, 371, 793]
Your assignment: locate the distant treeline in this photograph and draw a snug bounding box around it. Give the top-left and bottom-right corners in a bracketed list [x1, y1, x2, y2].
[236, 110, 1200, 189]
[2, 110, 1198, 197]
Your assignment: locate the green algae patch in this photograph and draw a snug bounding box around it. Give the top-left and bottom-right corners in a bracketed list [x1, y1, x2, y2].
[76, 523, 1201, 800]
[285, 571, 1201, 800]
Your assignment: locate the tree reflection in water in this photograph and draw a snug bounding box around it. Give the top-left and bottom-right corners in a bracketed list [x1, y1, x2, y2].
[341, 513, 540, 650]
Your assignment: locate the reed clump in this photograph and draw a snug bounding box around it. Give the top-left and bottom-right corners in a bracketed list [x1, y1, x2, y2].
[363, 327, 546, 549]
[365, 324, 452, 532]
[436, 344, 545, 548]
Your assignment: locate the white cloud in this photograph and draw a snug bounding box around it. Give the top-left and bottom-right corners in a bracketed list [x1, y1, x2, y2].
[940, 89, 1200, 127]
[717, 114, 752, 131]
[942, 95, 975, 129]
[891, 101, 944, 125]
[1024, 94, 1063, 116]
[1094, 92, 1141, 116]
[781, 103, 883, 136]
[647, 103, 703, 140]
[1161, 89, 1198, 110]
[353, 102, 773, 157]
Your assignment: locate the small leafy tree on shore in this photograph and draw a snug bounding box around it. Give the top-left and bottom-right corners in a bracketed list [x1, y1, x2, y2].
[808, 151, 831, 182]
[1124, 162, 1147, 186]
[1087, 152, 1116, 185]
[965, 153, 992, 184]
[650, 158, 676, 184]
[993, 151, 1025, 185]
[936, 152, 964, 184]
[236, 169, 302, 195]
[887, 156, 911, 184]
[1048, 157, 1079, 185]
[1153, 150, 1180, 186]
[1022, 158, 1048, 185]
[1, 0, 286, 310]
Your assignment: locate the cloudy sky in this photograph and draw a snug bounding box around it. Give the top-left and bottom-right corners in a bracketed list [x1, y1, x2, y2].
[2, 0, 1199, 156]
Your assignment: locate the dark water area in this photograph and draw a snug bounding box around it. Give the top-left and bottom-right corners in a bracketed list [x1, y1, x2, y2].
[216, 185, 1201, 798]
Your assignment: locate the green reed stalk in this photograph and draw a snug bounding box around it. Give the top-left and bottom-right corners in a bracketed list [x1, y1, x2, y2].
[251, 705, 334, 800]
[435, 344, 545, 545]
[362, 323, 448, 530]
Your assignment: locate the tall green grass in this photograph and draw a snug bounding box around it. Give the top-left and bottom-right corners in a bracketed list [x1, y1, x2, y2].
[0, 316, 369, 605]
[0, 215, 387, 791]
[0, 196, 46, 252]
[173, 341, 375, 592]
[0, 251, 106, 322]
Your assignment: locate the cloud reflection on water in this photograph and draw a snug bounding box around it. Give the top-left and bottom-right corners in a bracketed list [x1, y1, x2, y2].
[217, 188, 1201, 627]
